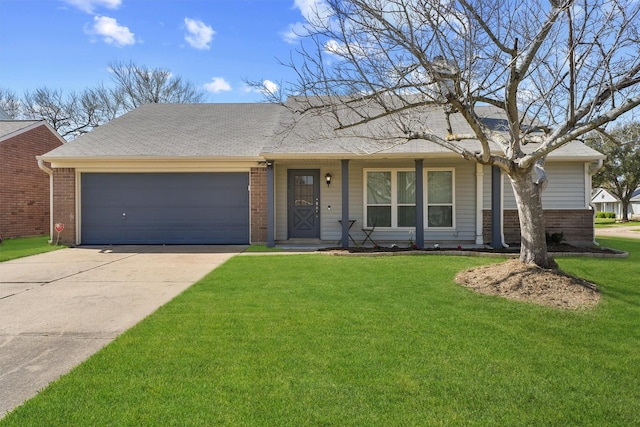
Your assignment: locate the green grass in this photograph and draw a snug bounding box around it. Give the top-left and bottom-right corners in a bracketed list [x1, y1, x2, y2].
[0, 236, 65, 262]
[2, 238, 639, 425]
[595, 219, 640, 227]
[243, 244, 283, 252]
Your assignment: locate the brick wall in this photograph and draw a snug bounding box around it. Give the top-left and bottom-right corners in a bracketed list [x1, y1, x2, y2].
[250, 167, 268, 243]
[0, 124, 63, 238]
[483, 209, 595, 246]
[52, 168, 76, 245]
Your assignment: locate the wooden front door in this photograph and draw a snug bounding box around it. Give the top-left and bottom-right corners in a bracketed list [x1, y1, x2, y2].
[288, 169, 320, 238]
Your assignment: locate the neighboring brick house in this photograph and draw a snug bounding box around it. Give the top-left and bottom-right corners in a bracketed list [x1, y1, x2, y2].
[0, 120, 65, 238]
[38, 101, 604, 248]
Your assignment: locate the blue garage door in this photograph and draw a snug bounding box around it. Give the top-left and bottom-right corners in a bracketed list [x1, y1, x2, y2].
[81, 173, 249, 244]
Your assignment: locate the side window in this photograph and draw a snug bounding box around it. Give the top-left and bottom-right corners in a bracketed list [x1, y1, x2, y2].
[427, 170, 454, 228]
[366, 171, 391, 227]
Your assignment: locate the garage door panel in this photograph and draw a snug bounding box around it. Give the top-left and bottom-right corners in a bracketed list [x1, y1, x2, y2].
[81, 173, 249, 244]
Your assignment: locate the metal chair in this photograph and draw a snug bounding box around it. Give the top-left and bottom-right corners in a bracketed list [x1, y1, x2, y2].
[361, 218, 378, 247]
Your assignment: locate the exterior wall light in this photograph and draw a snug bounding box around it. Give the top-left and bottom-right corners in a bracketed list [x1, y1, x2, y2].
[325, 173, 332, 187]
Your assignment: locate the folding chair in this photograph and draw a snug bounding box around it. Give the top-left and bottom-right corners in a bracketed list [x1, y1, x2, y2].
[361, 217, 378, 247]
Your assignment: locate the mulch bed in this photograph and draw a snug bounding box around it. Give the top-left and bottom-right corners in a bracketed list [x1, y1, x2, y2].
[321, 243, 623, 256]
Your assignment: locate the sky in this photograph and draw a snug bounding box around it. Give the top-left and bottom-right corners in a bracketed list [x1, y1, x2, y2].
[0, 0, 323, 103]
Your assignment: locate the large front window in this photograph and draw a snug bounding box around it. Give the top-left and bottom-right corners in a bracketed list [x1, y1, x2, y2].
[365, 170, 416, 227]
[364, 168, 454, 228]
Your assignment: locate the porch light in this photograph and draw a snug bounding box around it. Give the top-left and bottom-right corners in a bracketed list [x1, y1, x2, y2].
[325, 173, 332, 187]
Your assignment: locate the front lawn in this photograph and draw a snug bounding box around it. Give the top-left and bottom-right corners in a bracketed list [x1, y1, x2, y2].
[2, 238, 639, 425]
[0, 236, 65, 262]
[595, 218, 640, 227]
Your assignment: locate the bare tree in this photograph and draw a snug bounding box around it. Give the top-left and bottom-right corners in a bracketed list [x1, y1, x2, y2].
[272, 0, 640, 268]
[20, 87, 109, 139]
[0, 88, 21, 119]
[107, 60, 207, 110]
[0, 61, 207, 139]
[587, 123, 640, 221]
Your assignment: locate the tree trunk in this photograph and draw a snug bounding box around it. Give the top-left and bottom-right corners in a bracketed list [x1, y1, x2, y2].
[508, 172, 558, 269]
[621, 200, 630, 222]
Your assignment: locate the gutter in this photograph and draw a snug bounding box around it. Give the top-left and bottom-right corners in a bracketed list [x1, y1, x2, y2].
[37, 158, 54, 243]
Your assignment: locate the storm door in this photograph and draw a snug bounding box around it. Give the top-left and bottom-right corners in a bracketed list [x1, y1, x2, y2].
[288, 169, 321, 238]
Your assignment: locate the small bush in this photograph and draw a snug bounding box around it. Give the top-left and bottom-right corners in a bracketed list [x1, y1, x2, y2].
[596, 211, 617, 219]
[546, 231, 565, 245]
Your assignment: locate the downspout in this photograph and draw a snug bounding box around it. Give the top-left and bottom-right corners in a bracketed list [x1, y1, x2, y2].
[37, 158, 54, 243]
[588, 159, 604, 245]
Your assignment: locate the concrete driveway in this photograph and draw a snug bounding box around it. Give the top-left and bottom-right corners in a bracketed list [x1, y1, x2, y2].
[0, 245, 244, 418]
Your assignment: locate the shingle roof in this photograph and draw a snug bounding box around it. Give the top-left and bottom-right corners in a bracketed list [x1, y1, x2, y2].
[40, 100, 604, 161]
[0, 120, 45, 142]
[41, 103, 285, 159]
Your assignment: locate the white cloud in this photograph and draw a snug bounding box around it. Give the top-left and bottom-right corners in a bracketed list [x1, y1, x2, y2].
[184, 18, 215, 50]
[87, 16, 136, 47]
[284, 0, 331, 44]
[293, 0, 331, 23]
[204, 77, 231, 93]
[262, 80, 279, 95]
[242, 80, 279, 97]
[63, 0, 121, 14]
[282, 22, 308, 44]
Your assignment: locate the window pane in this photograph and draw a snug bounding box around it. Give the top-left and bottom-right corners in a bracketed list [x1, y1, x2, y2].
[367, 172, 391, 204]
[428, 206, 453, 227]
[294, 175, 314, 207]
[367, 206, 391, 227]
[428, 171, 452, 204]
[398, 206, 416, 227]
[397, 171, 415, 204]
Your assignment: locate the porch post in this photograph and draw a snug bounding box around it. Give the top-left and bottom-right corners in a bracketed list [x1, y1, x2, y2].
[475, 163, 484, 245]
[266, 160, 275, 248]
[415, 159, 424, 248]
[491, 165, 504, 248]
[341, 159, 350, 248]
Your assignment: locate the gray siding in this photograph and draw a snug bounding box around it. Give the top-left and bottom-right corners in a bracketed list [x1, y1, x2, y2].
[275, 159, 478, 243]
[483, 162, 587, 210]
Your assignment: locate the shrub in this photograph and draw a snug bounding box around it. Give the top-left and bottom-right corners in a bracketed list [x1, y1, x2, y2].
[545, 231, 565, 245]
[596, 211, 617, 219]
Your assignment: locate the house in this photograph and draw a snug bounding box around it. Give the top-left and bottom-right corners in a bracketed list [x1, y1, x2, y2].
[37, 101, 604, 248]
[631, 189, 640, 220]
[591, 187, 640, 220]
[0, 120, 65, 238]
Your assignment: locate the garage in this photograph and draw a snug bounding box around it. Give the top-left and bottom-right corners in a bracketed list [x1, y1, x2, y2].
[81, 172, 250, 244]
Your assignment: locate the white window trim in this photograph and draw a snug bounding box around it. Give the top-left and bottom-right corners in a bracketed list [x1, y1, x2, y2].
[363, 167, 457, 230]
[425, 167, 456, 229]
[363, 168, 416, 229]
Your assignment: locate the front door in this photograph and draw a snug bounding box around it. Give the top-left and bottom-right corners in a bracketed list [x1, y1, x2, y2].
[288, 169, 321, 238]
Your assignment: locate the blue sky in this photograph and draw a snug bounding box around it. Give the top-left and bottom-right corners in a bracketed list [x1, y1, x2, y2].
[0, 0, 321, 103]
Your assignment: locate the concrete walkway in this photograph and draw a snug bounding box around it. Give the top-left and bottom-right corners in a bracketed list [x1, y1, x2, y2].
[0, 245, 244, 418]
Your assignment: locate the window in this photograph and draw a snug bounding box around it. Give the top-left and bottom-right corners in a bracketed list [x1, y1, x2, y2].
[365, 170, 416, 227]
[364, 168, 454, 229]
[427, 169, 454, 228]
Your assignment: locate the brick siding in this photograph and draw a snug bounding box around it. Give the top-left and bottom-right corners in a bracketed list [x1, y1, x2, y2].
[483, 209, 595, 246]
[51, 168, 76, 245]
[0, 124, 63, 238]
[250, 167, 268, 243]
